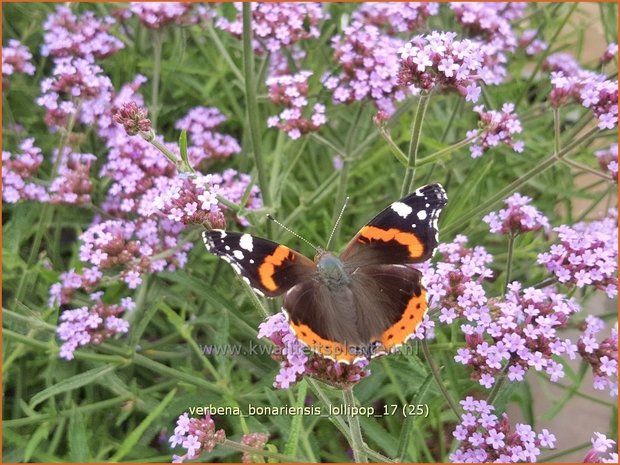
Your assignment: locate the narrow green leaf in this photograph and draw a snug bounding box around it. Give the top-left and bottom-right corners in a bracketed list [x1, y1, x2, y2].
[68, 405, 90, 461]
[284, 379, 307, 457]
[30, 365, 117, 409]
[179, 129, 189, 169]
[110, 388, 177, 461]
[23, 423, 50, 461]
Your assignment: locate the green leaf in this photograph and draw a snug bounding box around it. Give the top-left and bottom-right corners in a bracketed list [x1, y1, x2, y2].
[284, 379, 307, 457]
[68, 405, 90, 461]
[178, 129, 190, 171]
[30, 365, 117, 409]
[109, 388, 177, 461]
[23, 422, 50, 461]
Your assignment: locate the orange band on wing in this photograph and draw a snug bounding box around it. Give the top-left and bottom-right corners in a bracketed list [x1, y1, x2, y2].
[359, 226, 424, 259]
[379, 290, 427, 352]
[289, 320, 357, 364]
[258, 245, 291, 292]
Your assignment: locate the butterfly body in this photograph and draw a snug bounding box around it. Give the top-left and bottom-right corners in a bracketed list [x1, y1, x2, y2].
[203, 184, 447, 363]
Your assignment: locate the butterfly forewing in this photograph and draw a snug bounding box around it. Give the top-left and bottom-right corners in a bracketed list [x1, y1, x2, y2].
[340, 183, 447, 268]
[203, 230, 315, 297]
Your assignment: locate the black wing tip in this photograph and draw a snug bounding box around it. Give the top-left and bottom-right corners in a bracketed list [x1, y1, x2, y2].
[407, 183, 448, 206]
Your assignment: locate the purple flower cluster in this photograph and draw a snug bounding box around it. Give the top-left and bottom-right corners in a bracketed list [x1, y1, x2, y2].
[398, 31, 488, 101]
[595, 144, 618, 182]
[323, 22, 407, 115]
[467, 103, 524, 158]
[240, 433, 270, 463]
[584, 432, 619, 463]
[169, 413, 226, 463]
[550, 70, 618, 130]
[57, 296, 133, 360]
[266, 71, 327, 139]
[37, 57, 113, 130]
[48, 151, 96, 205]
[519, 29, 548, 56]
[451, 2, 525, 52]
[451, 397, 555, 462]
[543, 52, 582, 75]
[456, 283, 580, 388]
[601, 42, 618, 64]
[216, 3, 327, 54]
[483, 192, 550, 235]
[41, 6, 124, 60]
[415, 235, 494, 330]
[2, 138, 48, 204]
[578, 316, 618, 397]
[352, 2, 439, 34]
[2, 39, 35, 78]
[174, 107, 241, 165]
[128, 2, 197, 29]
[537, 209, 618, 298]
[257, 312, 370, 389]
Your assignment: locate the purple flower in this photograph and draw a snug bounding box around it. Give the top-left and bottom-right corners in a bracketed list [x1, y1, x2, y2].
[537, 209, 618, 297]
[2, 39, 35, 78]
[483, 192, 550, 235]
[57, 298, 132, 360]
[584, 432, 618, 463]
[352, 3, 438, 34]
[2, 138, 49, 204]
[168, 413, 226, 462]
[601, 42, 618, 64]
[41, 6, 124, 60]
[519, 29, 548, 56]
[128, 2, 197, 29]
[577, 316, 618, 397]
[324, 22, 408, 115]
[216, 3, 327, 54]
[450, 398, 554, 462]
[595, 144, 618, 182]
[467, 103, 524, 158]
[266, 71, 327, 139]
[174, 107, 241, 165]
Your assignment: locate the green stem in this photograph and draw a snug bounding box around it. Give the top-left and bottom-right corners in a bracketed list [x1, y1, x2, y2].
[416, 133, 479, 167]
[561, 158, 614, 181]
[540, 441, 591, 462]
[486, 363, 511, 405]
[242, 2, 272, 210]
[420, 338, 460, 418]
[202, 24, 244, 82]
[442, 126, 599, 237]
[343, 387, 368, 463]
[141, 130, 179, 166]
[553, 107, 561, 156]
[504, 233, 516, 294]
[150, 30, 163, 128]
[401, 92, 431, 196]
[222, 438, 306, 462]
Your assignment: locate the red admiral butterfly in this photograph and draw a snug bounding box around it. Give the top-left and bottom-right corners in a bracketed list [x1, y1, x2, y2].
[203, 183, 447, 363]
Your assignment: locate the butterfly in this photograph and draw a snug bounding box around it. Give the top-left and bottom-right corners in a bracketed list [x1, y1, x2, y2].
[203, 183, 447, 364]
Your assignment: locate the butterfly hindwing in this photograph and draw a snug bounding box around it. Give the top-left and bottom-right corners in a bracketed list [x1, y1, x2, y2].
[340, 184, 447, 268]
[203, 230, 315, 297]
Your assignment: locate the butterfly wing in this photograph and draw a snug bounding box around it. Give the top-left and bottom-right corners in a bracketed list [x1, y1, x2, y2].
[203, 230, 315, 297]
[340, 183, 447, 268]
[283, 264, 427, 363]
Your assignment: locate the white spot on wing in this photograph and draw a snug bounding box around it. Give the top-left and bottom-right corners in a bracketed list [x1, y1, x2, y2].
[391, 202, 413, 218]
[239, 234, 254, 252]
[417, 210, 428, 220]
[233, 250, 244, 260]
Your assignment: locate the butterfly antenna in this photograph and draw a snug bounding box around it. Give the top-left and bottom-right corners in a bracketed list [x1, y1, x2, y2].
[326, 196, 349, 250]
[266, 215, 319, 252]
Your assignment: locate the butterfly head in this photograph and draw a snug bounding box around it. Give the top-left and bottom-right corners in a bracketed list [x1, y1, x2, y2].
[316, 251, 351, 290]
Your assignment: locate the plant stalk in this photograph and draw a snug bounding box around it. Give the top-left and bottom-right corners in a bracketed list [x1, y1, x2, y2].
[401, 92, 431, 196]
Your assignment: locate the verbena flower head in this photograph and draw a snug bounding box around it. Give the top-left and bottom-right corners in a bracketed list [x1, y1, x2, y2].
[594, 144, 618, 182]
[37, 57, 113, 129]
[266, 70, 326, 139]
[450, 397, 555, 462]
[537, 209, 618, 298]
[543, 52, 582, 75]
[483, 193, 550, 235]
[241, 432, 270, 463]
[519, 29, 548, 56]
[456, 283, 580, 388]
[467, 103, 524, 158]
[57, 297, 133, 360]
[216, 3, 327, 54]
[352, 2, 439, 34]
[324, 22, 407, 115]
[129, 2, 196, 29]
[113, 101, 152, 136]
[49, 150, 97, 205]
[2, 39, 35, 77]
[2, 138, 49, 204]
[584, 432, 619, 463]
[398, 31, 488, 101]
[169, 413, 226, 463]
[42, 6, 124, 60]
[549, 70, 618, 130]
[601, 42, 618, 64]
[174, 107, 241, 164]
[257, 312, 370, 389]
[451, 2, 525, 52]
[578, 316, 618, 397]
